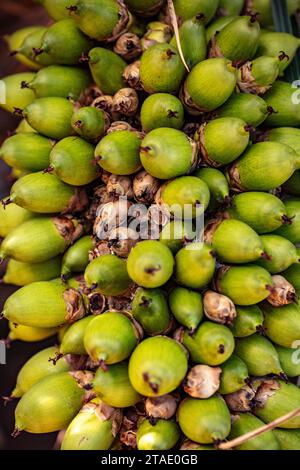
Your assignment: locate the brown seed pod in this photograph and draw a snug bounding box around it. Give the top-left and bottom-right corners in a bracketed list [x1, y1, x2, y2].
[123, 61, 142, 90]
[106, 121, 136, 134]
[225, 383, 256, 412]
[89, 241, 111, 260]
[108, 226, 139, 258]
[114, 33, 142, 60]
[93, 199, 132, 240]
[267, 275, 297, 307]
[106, 174, 134, 198]
[145, 394, 179, 419]
[183, 365, 221, 399]
[113, 88, 139, 116]
[133, 170, 161, 204]
[87, 291, 106, 315]
[92, 95, 115, 116]
[203, 290, 237, 326]
[78, 85, 102, 107]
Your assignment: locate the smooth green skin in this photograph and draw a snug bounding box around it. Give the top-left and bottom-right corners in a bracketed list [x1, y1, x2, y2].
[254, 381, 300, 429]
[8, 322, 57, 343]
[159, 220, 196, 254]
[217, 92, 269, 127]
[219, 355, 249, 395]
[3, 281, 68, 328]
[265, 81, 300, 127]
[141, 93, 184, 132]
[235, 335, 283, 377]
[140, 128, 193, 179]
[283, 171, 300, 197]
[218, 0, 244, 16]
[283, 254, 300, 292]
[89, 47, 126, 95]
[71, 107, 108, 141]
[231, 305, 264, 338]
[24, 97, 73, 139]
[15, 119, 37, 134]
[212, 219, 265, 264]
[252, 0, 299, 27]
[218, 265, 273, 306]
[18, 28, 52, 66]
[206, 16, 236, 42]
[0, 133, 52, 171]
[9, 172, 75, 213]
[0, 72, 35, 113]
[93, 362, 142, 408]
[274, 429, 300, 450]
[60, 316, 93, 355]
[127, 241, 174, 288]
[229, 192, 287, 234]
[263, 303, 300, 348]
[5, 26, 43, 70]
[170, 18, 207, 69]
[95, 130, 141, 175]
[62, 236, 93, 277]
[4, 257, 61, 286]
[84, 312, 138, 364]
[12, 346, 70, 398]
[85, 254, 131, 296]
[36, 0, 74, 20]
[275, 345, 300, 378]
[140, 44, 185, 94]
[0, 217, 69, 263]
[234, 142, 298, 191]
[247, 56, 281, 87]
[132, 287, 171, 335]
[0, 203, 34, 238]
[256, 32, 300, 73]
[169, 287, 203, 330]
[70, 0, 119, 40]
[258, 234, 299, 274]
[129, 336, 188, 397]
[178, 397, 231, 444]
[195, 168, 229, 205]
[125, 0, 162, 14]
[185, 59, 237, 112]
[175, 243, 216, 290]
[50, 136, 99, 186]
[27, 65, 91, 100]
[173, 0, 219, 24]
[137, 419, 180, 451]
[229, 414, 280, 450]
[15, 372, 84, 433]
[268, 127, 300, 159]
[276, 199, 300, 244]
[183, 321, 235, 366]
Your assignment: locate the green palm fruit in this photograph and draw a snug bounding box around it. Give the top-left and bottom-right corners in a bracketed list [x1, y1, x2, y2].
[14, 371, 92, 434]
[227, 142, 299, 192]
[206, 16, 236, 43]
[125, 0, 163, 16]
[283, 250, 300, 292]
[210, 16, 260, 61]
[159, 220, 196, 254]
[0, 72, 36, 113]
[85, 254, 131, 296]
[49, 136, 100, 185]
[263, 303, 300, 348]
[140, 44, 185, 94]
[264, 81, 300, 127]
[23, 97, 74, 139]
[254, 379, 300, 428]
[173, 0, 219, 24]
[266, 127, 300, 159]
[84, 311, 141, 365]
[61, 398, 122, 450]
[137, 419, 180, 450]
[88, 47, 126, 95]
[183, 58, 237, 114]
[127, 241, 174, 288]
[276, 199, 300, 244]
[216, 265, 273, 306]
[283, 171, 300, 197]
[228, 192, 291, 234]
[140, 128, 196, 179]
[140, 93, 184, 132]
[258, 235, 299, 274]
[256, 32, 300, 73]
[59, 316, 94, 355]
[11, 346, 71, 399]
[229, 414, 280, 450]
[0, 216, 83, 263]
[275, 345, 300, 378]
[3, 257, 61, 286]
[218, 0, 244, 16]
[35, 0, 74, 20]
[238, 54, 287, 95]
[273, 429, 300, 450]
[0, 133, 52, 171]
[2, 280, 85, 328]
[180, 321, 235, 365]
[5, 26, 44, 69]
[169, 287, 203, 331]
[61, 236, 93, 279]
[95, 130, 141, 175]
[141, 21, 172, 50]
[0, 203, 34, 238]
[128, 336, 188, 396]
[71, 107, 110, 142]
[8, 322, 57, 343]
[249, 0, 300, 27]
[178, 396, 231, 444]
[175, 243, 216, 290]
[132, 287, 171, 335]
[170, 16, 207, 69]
[195, 168, 229, 208]
[217, 92, 271, 127]
[93, 362, 142, 408]
[15, 119, 37, 134]
[16, 27, 51, 66]
[231, 305, 264, 338]
[219, 355, 249, 395]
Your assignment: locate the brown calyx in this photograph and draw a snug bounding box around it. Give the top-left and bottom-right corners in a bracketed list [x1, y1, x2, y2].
[89, 241, 111, 260]
[114, 33, 142, 60]
[123, 61, 142, 90]
[95, 401, 123, 437]
[65, 354, 89, 371]
[106, 0, 130, 43]
[203, 290, 237, 326]
[253, 379, 280, 410]
[214, 265, 231, 293]
[179, 82, 209, 116]
[113, 88, 139, 116]
[184, 365, 221, 399]
[226, 162, 245, 193]
[203, 216, 224, 244]
[225, 384, 257, 412]
[64, 188, 89, 214]
[107, 174, 134, 198]
[108, 227, 138, 258]
[70, 370, 96, 402]
[133, 170, 161, 204]
[64, 288, 86, 323]
[267, 275, 297, 307]
[198, 123, 221, 167]
[88, 292, 106, 315]
[208, 35, 224, 59]
[237, 61, 272, 95]
[145, 394, 179, 419]
[92, 95, 114, 115]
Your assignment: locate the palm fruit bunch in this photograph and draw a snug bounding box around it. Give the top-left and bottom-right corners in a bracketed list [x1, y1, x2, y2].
[1, 0, 300, 452]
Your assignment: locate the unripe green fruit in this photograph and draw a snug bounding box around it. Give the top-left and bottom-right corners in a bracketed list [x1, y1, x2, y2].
[195, 168, 229, 207]
[129, 336, 188, 396]
[24, 97, 73, 139]
[206, 16, 236, 43]
[159, 220, 196, 254]
[218, 0, 244, 16]
[217, 92, 270, 127]
[238, 55, 284, 95]
[282, 251, 300, 292]
[175, 243, 216, 290]
[127, 241, 174, 288]
[8, 322, 57, 343]
[5, 26, 44, 70]
[62, 236, 93, 279]
[140, 44, 185, 94]
[217, 265, 273, 306]
[0, 72, 35, 113]
[140, 128, 195, 179]
[251, 0, 300, 27]
[17, 27, 51, 66]
[89, 47, 126, 95]
[125, 0, 163, 16]
[258, 235, 299, 274]
[283, 171, 300, 197]
[273, 429, 300, 450]
[219, 355, 249, 395]
[178, 396, 231, 444]
[60, 316, 94, 355]
[36, 0, 74, 20]
[3, 257, 61, 286]
[93, 362, 142, 408]
[263, 303, 300, 348]
[71, 107, 109, 142]
[182, 321, 235, 365]
[132, 287, 171, 335]
[137, 419, 180, 450]
[85, 254, 131, 296]
[140, 93, 184, 132]
[229, 414, 280, 450]
[173, 0, 219, 24]
[0, 203, 34, 238]
[170, 17, 207, 69]
[231, 305, 264, 338]
[15, 119, 37, 134]
[264, 81, 300, 127]
[267, 127, 300, 161]
[256, 32, 300, 73]
[169, 287, 203, 330]
[276, 199, 300, 244]
[275, 345, 300, 378]
[0, 133, 52, 172]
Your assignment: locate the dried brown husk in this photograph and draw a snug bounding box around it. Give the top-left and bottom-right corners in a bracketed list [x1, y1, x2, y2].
[180, 81, 209, 116]
[64, 288, 86, 323]
[203, 290, 237, 326]
[106, 174, 134, 198]
[133, 170, 161, 204]
[123, 60, 143, 90]
[114, 33, 142, 60]
[237, 61, 272, 95]
[183, 365, 221, 399]
[145, 394, 179, 419]
[225, 383, 256, 412]
[267, 275, 297, 307]
[108, 226, 139, 257]
[113, 88, 139, 116]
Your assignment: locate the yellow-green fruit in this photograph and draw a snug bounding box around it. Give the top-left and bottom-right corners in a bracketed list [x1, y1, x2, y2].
[218, 0, 244, 16]
[283, 171, 300, 197]
[264, 81, 300, 127]
[60, 316, 94, 355]
[8, 322, 57, 343]
[71, 107, 109, 142]
[170, 16, 207, 69]
[0, 203, 34, 238]
[0, 72, 35, 113]
[267, 127, 300, 161]
[137, 419, 180, 450]
[169, 287, 203, 331]
[275, 345, 300, 378]
[88, 47, 126, 95]
[231, 305, 264, 338]
[256, 31, 300, 73]
[257, 234, 299, 274]
[175, 243, 216, 290]
[140, 93, 184, 132]
[173, 0, 219, 24]
[195, 168, 229, 208]
[217, 92, 270, 127]
[276, 199, 300, 244]
[263, 303, 300, 348]
[160, 220, 196, 254]
[85, 254, 131, 296]
[282, 255, 300, 293]
[3, 257, 61, 286]
[5, 26, 44, 69]
[17, 27, 50, 66]
[125, 0, 163, 16]
[36, 0, 74, 20]
[62, 236, 93, 279]
[229, 414, 280, 450]
[0, 133, 52, 171]
[219, 355, 249, 395]
[273, 429, 300, 450]
[15, 119, 37, 134]
[131, 287, 171, 336]
[206, 16, 236, 42]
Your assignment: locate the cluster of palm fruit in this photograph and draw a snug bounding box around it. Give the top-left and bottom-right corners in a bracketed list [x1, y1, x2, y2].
[1, 0, 300, 451]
